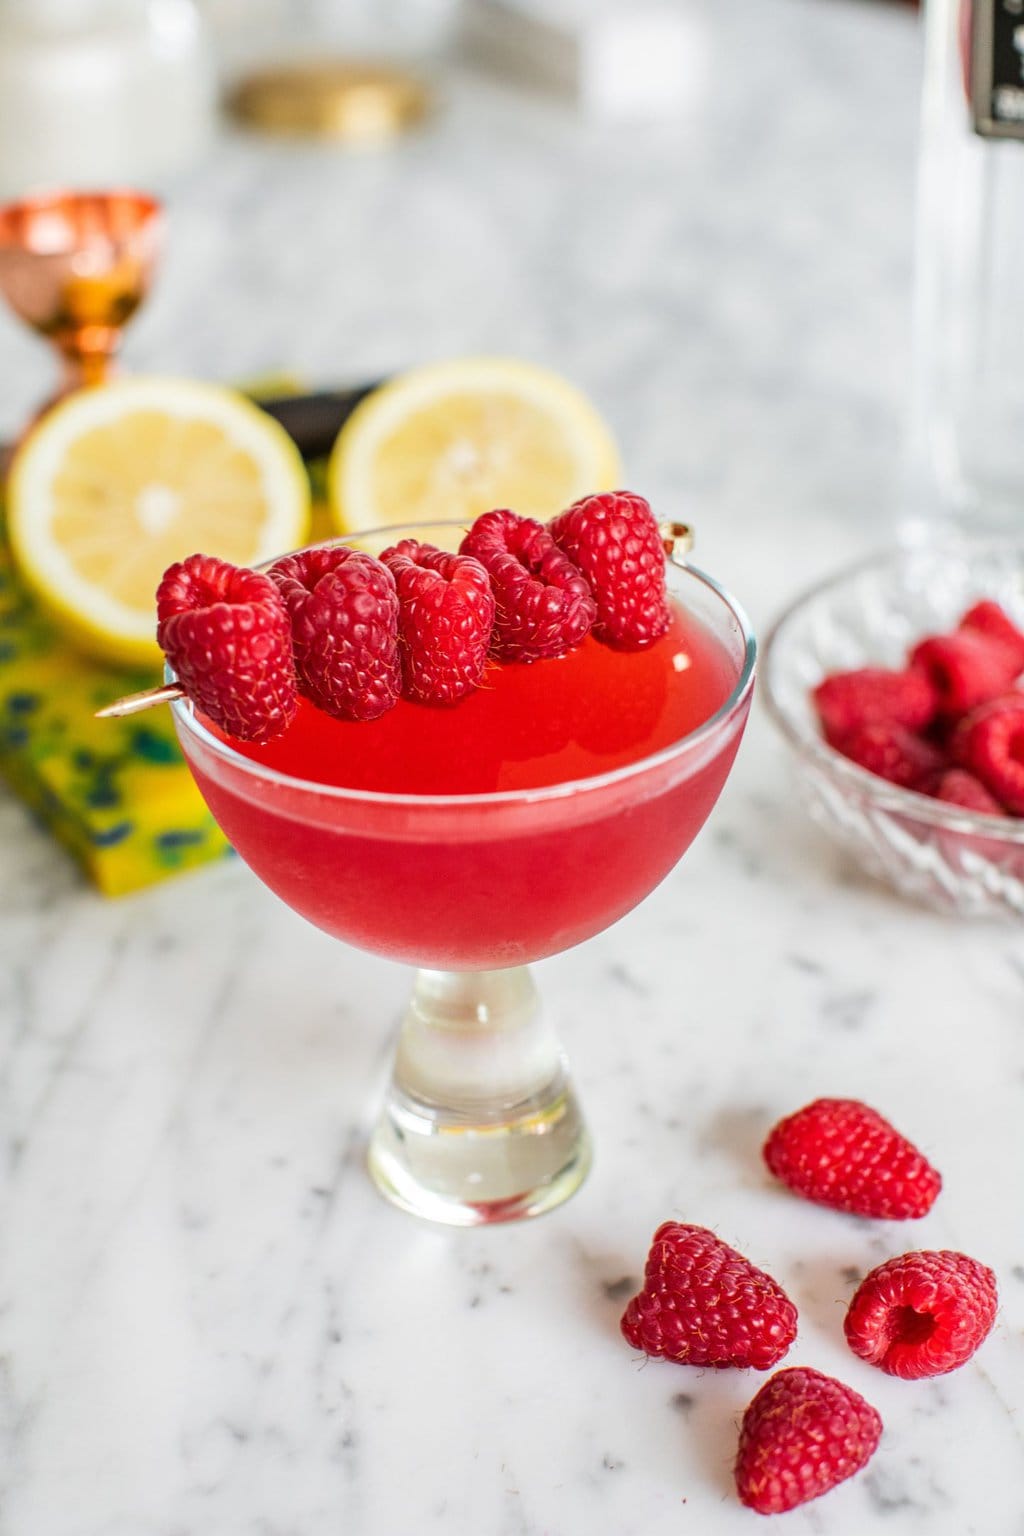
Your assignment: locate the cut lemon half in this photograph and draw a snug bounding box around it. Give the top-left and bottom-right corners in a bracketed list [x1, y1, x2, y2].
[326, 357, 621, 538]
[7, 377, 310, 668]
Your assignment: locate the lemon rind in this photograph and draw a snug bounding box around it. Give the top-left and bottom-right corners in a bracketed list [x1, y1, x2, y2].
[7, 377, 310, 664]
[325, 357, 621, 535]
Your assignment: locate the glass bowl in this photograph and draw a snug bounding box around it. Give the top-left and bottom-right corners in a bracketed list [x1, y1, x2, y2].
[762, 536, 1024, 918]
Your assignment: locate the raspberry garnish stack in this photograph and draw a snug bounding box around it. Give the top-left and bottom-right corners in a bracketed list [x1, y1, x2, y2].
[143, 489, 674, 742]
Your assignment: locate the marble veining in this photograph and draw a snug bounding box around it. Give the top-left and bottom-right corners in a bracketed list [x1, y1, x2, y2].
[1, 1, 1022, 1533]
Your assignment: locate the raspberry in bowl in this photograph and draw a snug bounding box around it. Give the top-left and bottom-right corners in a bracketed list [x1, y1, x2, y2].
[161, 504, 755, 1225]
[763, 537, 1024, 917]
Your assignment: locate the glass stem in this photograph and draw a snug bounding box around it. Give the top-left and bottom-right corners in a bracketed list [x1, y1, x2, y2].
[394, 967, 561, 1108]
[368, 966, 590, 1225]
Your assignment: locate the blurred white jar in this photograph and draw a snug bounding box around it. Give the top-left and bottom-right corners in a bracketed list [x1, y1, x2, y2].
[0, 0, 217, 198]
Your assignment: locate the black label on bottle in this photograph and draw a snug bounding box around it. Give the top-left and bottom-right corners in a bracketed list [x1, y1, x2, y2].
[972, 0, 1024, 138]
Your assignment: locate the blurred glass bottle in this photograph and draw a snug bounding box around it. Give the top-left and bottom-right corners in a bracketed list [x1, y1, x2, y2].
[909, 0, 1024, 531]
[0, 0, 217, 199]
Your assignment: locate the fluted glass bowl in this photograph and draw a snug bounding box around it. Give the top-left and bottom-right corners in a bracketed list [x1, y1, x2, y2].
[763, 537, 1024, 918]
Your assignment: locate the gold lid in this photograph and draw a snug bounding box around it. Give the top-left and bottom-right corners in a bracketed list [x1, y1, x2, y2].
[227, 61, 432, 143]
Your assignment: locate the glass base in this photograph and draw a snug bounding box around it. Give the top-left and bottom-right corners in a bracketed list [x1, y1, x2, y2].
[367, 967, 591, 1226]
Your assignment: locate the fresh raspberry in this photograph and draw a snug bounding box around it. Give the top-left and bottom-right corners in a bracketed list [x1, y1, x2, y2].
[947, 692, 1021, 766]
[954, 698, 1024, 813]
[269, 546, 400, 722]
[931, 768, 1005, 815]
[844, 1250, 998, 1379]
[156, 553, 297, 744]
[459, 509, 596, 662]
[380, 539, 495, 705]
[909, 631, 1020, 717]
[763, 1098, 941, 1220]
[834, 721, 944, 790]
[949, 691, 1023, 755]
[548, 490, 670, 650]
[959, 599, 1024, 672]
[813, 667, 937, 744]
[620, 1222, 797, 1370]
[735, 1367, 882, 1515]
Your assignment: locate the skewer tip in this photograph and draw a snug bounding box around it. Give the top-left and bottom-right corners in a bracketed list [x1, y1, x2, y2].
[95, 681, 184, 719]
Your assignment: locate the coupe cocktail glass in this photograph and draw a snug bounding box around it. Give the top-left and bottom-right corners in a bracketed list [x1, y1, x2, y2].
[171, 524, 756, 1226]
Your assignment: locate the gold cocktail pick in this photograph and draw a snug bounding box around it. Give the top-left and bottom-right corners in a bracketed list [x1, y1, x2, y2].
[660, 522, 694, 562]
[95, 681, 184, 719]
[94, 521, 696, 721]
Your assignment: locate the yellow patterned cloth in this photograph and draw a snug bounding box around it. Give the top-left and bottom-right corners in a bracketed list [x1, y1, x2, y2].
[0, 530, 231, 894]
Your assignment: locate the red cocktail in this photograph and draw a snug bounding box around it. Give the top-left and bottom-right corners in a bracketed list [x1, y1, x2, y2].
[172, 524, 755, 1224]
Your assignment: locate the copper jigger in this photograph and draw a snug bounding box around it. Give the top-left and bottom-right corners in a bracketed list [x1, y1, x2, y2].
[0, 189, 164, 413]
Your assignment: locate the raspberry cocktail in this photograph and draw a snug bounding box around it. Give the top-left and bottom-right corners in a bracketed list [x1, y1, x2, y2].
[163, 502, 755, 1224]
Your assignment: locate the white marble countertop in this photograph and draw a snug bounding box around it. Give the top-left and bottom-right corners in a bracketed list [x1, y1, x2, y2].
[2, 2, 1023, 1533]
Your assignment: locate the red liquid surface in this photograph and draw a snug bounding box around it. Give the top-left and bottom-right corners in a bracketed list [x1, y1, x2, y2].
[182, 600, 751, 969]
[229, 606, 736, 794]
